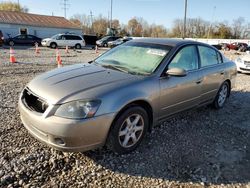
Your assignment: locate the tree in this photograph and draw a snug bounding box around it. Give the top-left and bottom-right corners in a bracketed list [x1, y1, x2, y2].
[92, 15, 109, 36]
[70, 14, 92, 34]
[127, 18, 143, 37]
[0, 1, 28, 12]
[232, 17, 245, 39]
[213, 23, 232, 39]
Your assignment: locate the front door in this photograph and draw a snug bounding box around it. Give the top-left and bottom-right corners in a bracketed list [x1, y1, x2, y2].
[159, 45, 201, 119]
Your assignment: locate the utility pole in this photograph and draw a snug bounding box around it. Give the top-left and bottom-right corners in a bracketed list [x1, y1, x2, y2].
[207, 6, 216, 39]
[183, 0, 187, 39]
[61, 0, 70, 18]
[17, 0, 20, 7]
[89, 11, 94, 33]
[110, 0, 113, 29]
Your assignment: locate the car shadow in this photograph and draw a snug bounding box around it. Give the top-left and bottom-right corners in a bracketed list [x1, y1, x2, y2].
[2, 45, 34, 50]
[84, 90, 250, 185]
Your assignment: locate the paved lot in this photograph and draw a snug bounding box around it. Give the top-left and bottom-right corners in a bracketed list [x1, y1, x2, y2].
[0, 46, 249, 187]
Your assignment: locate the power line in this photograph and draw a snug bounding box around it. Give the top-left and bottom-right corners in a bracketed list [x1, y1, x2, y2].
[61, 0, 70, 18]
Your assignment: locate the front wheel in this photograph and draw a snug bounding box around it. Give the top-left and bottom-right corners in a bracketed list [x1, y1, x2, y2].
[213, 82, 230, 109]
[107, 106, 149, 154]
[50, 42, 57, 49]
[9, 41, 14, 46]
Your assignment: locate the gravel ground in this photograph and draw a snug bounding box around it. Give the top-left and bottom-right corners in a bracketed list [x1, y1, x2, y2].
[0, 46, 249, 188]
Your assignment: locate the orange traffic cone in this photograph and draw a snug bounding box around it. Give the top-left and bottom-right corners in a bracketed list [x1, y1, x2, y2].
[95, 45, 98, 54]
[56, 49, 62, 68]
[65, 45, 69, 53]
[9, 47, 16, 63]
[35, 43, 40, 54]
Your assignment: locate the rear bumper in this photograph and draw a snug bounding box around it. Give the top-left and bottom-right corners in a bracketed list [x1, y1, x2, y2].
[19, 98, 115, 152]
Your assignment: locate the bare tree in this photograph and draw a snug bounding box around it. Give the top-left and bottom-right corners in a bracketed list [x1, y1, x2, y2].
[232, 17, 245, 39]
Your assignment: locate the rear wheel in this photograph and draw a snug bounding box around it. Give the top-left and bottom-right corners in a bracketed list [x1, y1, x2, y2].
[213, 82, 230, 109]
[75, 43, 81, 49]
[107, 106, 149, 154]
[50, 42, 57, 49]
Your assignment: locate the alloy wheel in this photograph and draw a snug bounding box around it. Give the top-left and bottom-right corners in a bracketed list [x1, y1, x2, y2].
[218, 84, 228, 107]
[118, 114, 144, 148]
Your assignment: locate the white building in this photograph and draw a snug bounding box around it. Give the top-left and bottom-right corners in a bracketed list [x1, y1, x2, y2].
[0, 11, 82, 39]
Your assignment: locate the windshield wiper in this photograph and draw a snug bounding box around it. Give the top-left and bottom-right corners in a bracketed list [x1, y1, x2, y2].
[101, 64, 129, 73]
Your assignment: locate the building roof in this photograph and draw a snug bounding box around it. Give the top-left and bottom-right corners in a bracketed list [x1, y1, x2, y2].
[0, 11, 80, 29]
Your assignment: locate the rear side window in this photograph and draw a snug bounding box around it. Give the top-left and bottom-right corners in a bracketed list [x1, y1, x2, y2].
[65, 35, 82, 40]
[198, 46, 222, 67]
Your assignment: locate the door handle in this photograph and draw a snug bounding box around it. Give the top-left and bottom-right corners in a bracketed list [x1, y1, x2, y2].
[196, 79, 203, 84]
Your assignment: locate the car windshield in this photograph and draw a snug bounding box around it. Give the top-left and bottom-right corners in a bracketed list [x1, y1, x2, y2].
[51, 34, 59, 39]
[95, 42, 171, 75]
[99, 36, 110, 41]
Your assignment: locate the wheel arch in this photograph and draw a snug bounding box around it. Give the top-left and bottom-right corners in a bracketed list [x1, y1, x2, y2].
[109, 100, 154, 134]
[224, 79, 231, 97]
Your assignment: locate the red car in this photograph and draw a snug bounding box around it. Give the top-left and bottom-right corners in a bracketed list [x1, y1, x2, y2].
[228, 42, 248, 51]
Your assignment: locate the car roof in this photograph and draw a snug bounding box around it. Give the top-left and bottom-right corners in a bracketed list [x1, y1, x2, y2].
[130, 38, 206, 47]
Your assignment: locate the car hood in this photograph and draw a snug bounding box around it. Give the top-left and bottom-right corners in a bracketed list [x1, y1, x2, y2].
[27, 64, 138, 104]
[242, 54, 250, 61]
[42, 38, 51, 41]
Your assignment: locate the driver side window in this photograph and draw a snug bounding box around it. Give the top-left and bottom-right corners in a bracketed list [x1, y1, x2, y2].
[168, 45, 198, 71]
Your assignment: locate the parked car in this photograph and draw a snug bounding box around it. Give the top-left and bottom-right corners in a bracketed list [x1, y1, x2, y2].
[228, 42, 248, 51]
[82, 34, 98, 46]
[42, 33, 85, 49]
[0, 30, 4, 46]
[96, 36, 121, 47]
[108, 37, 133, 48]
[5, 34, 41, 46]
[19, 39, 237, 154]
[235, 54, 250, 73]
[212, 43, 230, 50]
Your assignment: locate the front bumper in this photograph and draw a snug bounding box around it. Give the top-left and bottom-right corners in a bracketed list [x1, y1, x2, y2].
[41, 41, 49, 47]
[19, 98, 115, 152]
[237, 64, 250, 73]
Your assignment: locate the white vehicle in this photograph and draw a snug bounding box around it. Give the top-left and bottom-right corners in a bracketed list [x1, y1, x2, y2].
[42, 34, 85, 49]
[235, 54, 250, 73]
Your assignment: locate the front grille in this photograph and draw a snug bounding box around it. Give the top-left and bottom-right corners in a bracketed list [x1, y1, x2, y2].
[22, 88, 48, 113]
[244, 61, 250, 66]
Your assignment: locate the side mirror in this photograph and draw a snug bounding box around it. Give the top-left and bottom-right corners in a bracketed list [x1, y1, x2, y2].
[166, 67, 187, 77]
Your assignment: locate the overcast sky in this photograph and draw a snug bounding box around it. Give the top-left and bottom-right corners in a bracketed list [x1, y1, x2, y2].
[4, 0, 250, 28]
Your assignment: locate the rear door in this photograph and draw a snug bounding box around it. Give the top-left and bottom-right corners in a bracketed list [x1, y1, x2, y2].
[64, 35, 74, 46]
[159, 45, 201, 119]
[197, 45, 225, 104]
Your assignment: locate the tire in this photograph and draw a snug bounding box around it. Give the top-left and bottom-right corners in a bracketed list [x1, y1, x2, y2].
[213, 82, 230, 109]
[50, 42, 57, 49]
[107, 106, 149, 154]
[103, 43, 108, 47]
[9, 41, 14, 46]
[75, 44, 81, 49]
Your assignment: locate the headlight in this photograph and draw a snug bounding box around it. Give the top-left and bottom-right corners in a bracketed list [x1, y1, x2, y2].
[55, 100, 101, 119]
[236, 58, 243, 64]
